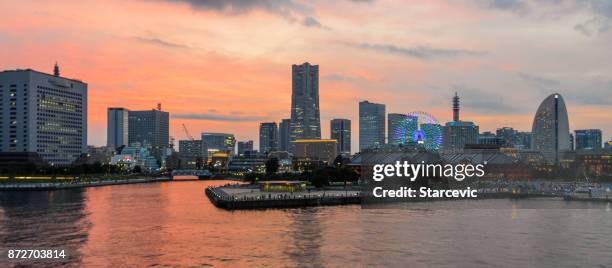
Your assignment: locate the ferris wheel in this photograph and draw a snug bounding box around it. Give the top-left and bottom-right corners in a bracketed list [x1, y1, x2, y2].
[391, 111, 443, 151]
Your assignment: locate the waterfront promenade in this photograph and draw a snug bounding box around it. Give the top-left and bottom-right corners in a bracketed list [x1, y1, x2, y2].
[0, 177, 171, 191]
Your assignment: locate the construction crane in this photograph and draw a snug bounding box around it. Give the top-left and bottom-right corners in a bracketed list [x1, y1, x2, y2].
[182, 123, 194, 141]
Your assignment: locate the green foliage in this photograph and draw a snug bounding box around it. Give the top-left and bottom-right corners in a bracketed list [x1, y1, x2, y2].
[265, 157, 280, 175]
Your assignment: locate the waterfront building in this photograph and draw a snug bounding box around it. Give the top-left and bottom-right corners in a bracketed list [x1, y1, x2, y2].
[178, 140, 204, 168]
[496, 127, 518, 148]
[478, 131, 504, 146]
[202, 132, 235, 157]
[292, 139, 337, 164]
[387, 113, 407, 145]
[73, 145, 116, 165]
[237, 140, 254, 156]
[575, 150, 612, 179]
[532, 93, 570, 163]
[279, 118, 291, 151]
[359, 101, 386, 151]
[107, 107, 129, 149]
[442, 93, 478, 153]
[330, 118, 351, 156]
[111, 142, 159, 172]
[575, 129, 602, 150]
[268, 150, 293, 172]
[0, 65, 87, 166]
[289, 63, 321, 152]
[259, 122, 279, 153]
[128, 108, 169, 153]
[228, 155, 267, 173]
[442, 121, 479, 152]
[515, 131, 533, 150]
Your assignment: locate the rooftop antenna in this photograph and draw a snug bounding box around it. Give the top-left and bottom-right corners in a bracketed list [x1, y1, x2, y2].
[452, 92, 460, 122]
[53, 62, 60, 77]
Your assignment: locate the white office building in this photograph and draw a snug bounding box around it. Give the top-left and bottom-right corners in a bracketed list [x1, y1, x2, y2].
[0, 65, 87, 166]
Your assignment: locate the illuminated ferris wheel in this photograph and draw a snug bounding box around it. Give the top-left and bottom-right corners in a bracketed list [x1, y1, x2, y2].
[392, 111, 443, 151]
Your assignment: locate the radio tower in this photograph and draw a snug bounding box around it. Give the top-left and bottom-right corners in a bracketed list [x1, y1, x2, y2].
[452, 92, 460, 122]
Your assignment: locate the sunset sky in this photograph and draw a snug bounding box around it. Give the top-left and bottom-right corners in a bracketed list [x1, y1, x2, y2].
[1, 0, 611, 152]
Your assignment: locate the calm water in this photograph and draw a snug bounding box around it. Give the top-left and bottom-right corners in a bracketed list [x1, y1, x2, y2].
[0, 180, 611, 267]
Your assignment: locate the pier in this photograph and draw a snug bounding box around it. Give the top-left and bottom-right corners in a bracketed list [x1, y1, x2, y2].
[206, 185, 361, 210]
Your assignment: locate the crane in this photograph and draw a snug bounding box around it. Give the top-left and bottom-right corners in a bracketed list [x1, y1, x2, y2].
[182, 123, 194, 141]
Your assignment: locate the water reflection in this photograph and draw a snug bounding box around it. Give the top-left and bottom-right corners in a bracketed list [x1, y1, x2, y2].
[0, 181, 610, 267]
[285, 208, 323, 267]
[0, 189, 89, 267]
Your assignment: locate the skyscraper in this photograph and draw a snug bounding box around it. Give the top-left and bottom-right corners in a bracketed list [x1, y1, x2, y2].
[359, 101, 386, 151]
[259, 122, 278, 153]
[279, 118, 290, 151]
[387, 113, 406, 145]
[107, 107, 129, 149]
[575, 129, 602, 150]
[128, 109, 169, 151]
[237, 140, 254, 156]
[289, 62, 321, 151]
[0, 66, 87, 166]
[330, 119, 351, 156]
[532, 93, 570, 163]
[442, 93, 479, 152]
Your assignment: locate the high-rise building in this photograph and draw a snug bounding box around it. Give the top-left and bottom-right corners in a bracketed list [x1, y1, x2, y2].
[128, 109, 169, 151]
[202, 132, 235, 156]
[605, 139, 612, 149]
[259, 122, 278, 153]
[178, 139, 204, 168]
[107, 107, 129, 149]
[292, 139, 337, 164]
[359, 101, 385, 151]
[237, 140, 254, 156]
[442, 93, 478, 152]
[330, 119, 351, 156]
[279, 118, 290, 151]
[575, 129, 602, 150]
[387, 113, 406, 145]
[532, 93, 570, 163]
[289, 62, 321, 151]
[496, 127, 518, 148]
[0, 66, 87, 166]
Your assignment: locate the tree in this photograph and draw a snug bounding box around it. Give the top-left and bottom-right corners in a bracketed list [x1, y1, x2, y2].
[265, 157, 279, 176]
[132, 165, 142, 174]
[311, 168, 330, 188]
[333, 155, 344, 168]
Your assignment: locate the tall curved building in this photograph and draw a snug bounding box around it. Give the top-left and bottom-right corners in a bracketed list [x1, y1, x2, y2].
[532, 93, 570, 163]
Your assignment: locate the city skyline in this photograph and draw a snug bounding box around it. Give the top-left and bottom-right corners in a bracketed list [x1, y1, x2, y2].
[1, 1, 611, 154]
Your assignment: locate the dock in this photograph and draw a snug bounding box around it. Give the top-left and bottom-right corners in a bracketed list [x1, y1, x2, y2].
[205, 186, 361, 210]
